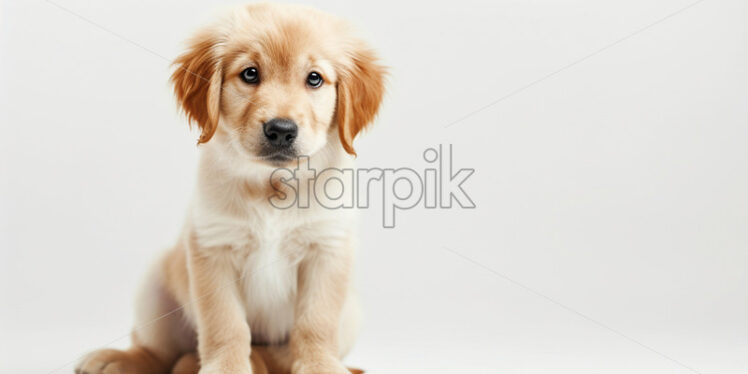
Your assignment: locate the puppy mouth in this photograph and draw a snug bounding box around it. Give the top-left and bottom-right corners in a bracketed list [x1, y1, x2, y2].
[265, 153, 295, 162]
[257, 147, 298, 165]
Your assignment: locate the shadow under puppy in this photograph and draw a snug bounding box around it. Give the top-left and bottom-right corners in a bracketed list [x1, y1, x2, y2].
[76, 3, 385, 374]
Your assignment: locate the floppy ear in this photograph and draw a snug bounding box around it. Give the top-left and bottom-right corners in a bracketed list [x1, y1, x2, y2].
[170, 29, 223, 144]
[336, 46, 386, 156]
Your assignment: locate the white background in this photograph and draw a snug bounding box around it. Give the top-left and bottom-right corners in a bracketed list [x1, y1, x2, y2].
[1, 0, 747, 373]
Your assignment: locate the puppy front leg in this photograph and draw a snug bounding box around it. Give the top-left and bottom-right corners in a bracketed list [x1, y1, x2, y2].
[188, 241, 252, 374]
[290, 248, 352, 374]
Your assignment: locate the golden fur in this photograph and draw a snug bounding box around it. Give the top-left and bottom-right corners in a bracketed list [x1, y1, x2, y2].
[75, 3, 384, 374]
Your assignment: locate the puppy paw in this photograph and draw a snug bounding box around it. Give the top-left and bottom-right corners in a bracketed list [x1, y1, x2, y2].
[198, 360, 253, 374]
[291, 356, 350, 374]
[75, 348, 164, 374]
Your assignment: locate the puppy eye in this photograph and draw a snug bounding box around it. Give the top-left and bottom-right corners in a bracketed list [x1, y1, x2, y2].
[306, 72, 323, 88]
[240, 67, 260, 84]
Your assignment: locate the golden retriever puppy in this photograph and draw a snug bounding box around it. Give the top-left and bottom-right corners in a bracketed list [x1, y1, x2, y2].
[75, 3, 385, 374]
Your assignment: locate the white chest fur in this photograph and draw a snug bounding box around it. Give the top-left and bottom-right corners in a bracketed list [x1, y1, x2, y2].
[232, 208, 304, 345]
[191, 189, 353, 344]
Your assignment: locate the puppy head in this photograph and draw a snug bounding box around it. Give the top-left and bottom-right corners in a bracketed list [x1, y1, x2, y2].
[171, 3, 385, 166]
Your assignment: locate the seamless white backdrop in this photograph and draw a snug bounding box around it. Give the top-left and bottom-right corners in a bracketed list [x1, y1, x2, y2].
[1, 0, 747, 373]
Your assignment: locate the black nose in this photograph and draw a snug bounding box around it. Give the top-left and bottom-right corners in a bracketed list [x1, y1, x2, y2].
[263, 118, 298, 147]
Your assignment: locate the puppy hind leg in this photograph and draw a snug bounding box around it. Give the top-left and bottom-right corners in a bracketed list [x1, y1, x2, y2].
[75, 346, 167, 374]
[77, 262, 189, 374]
